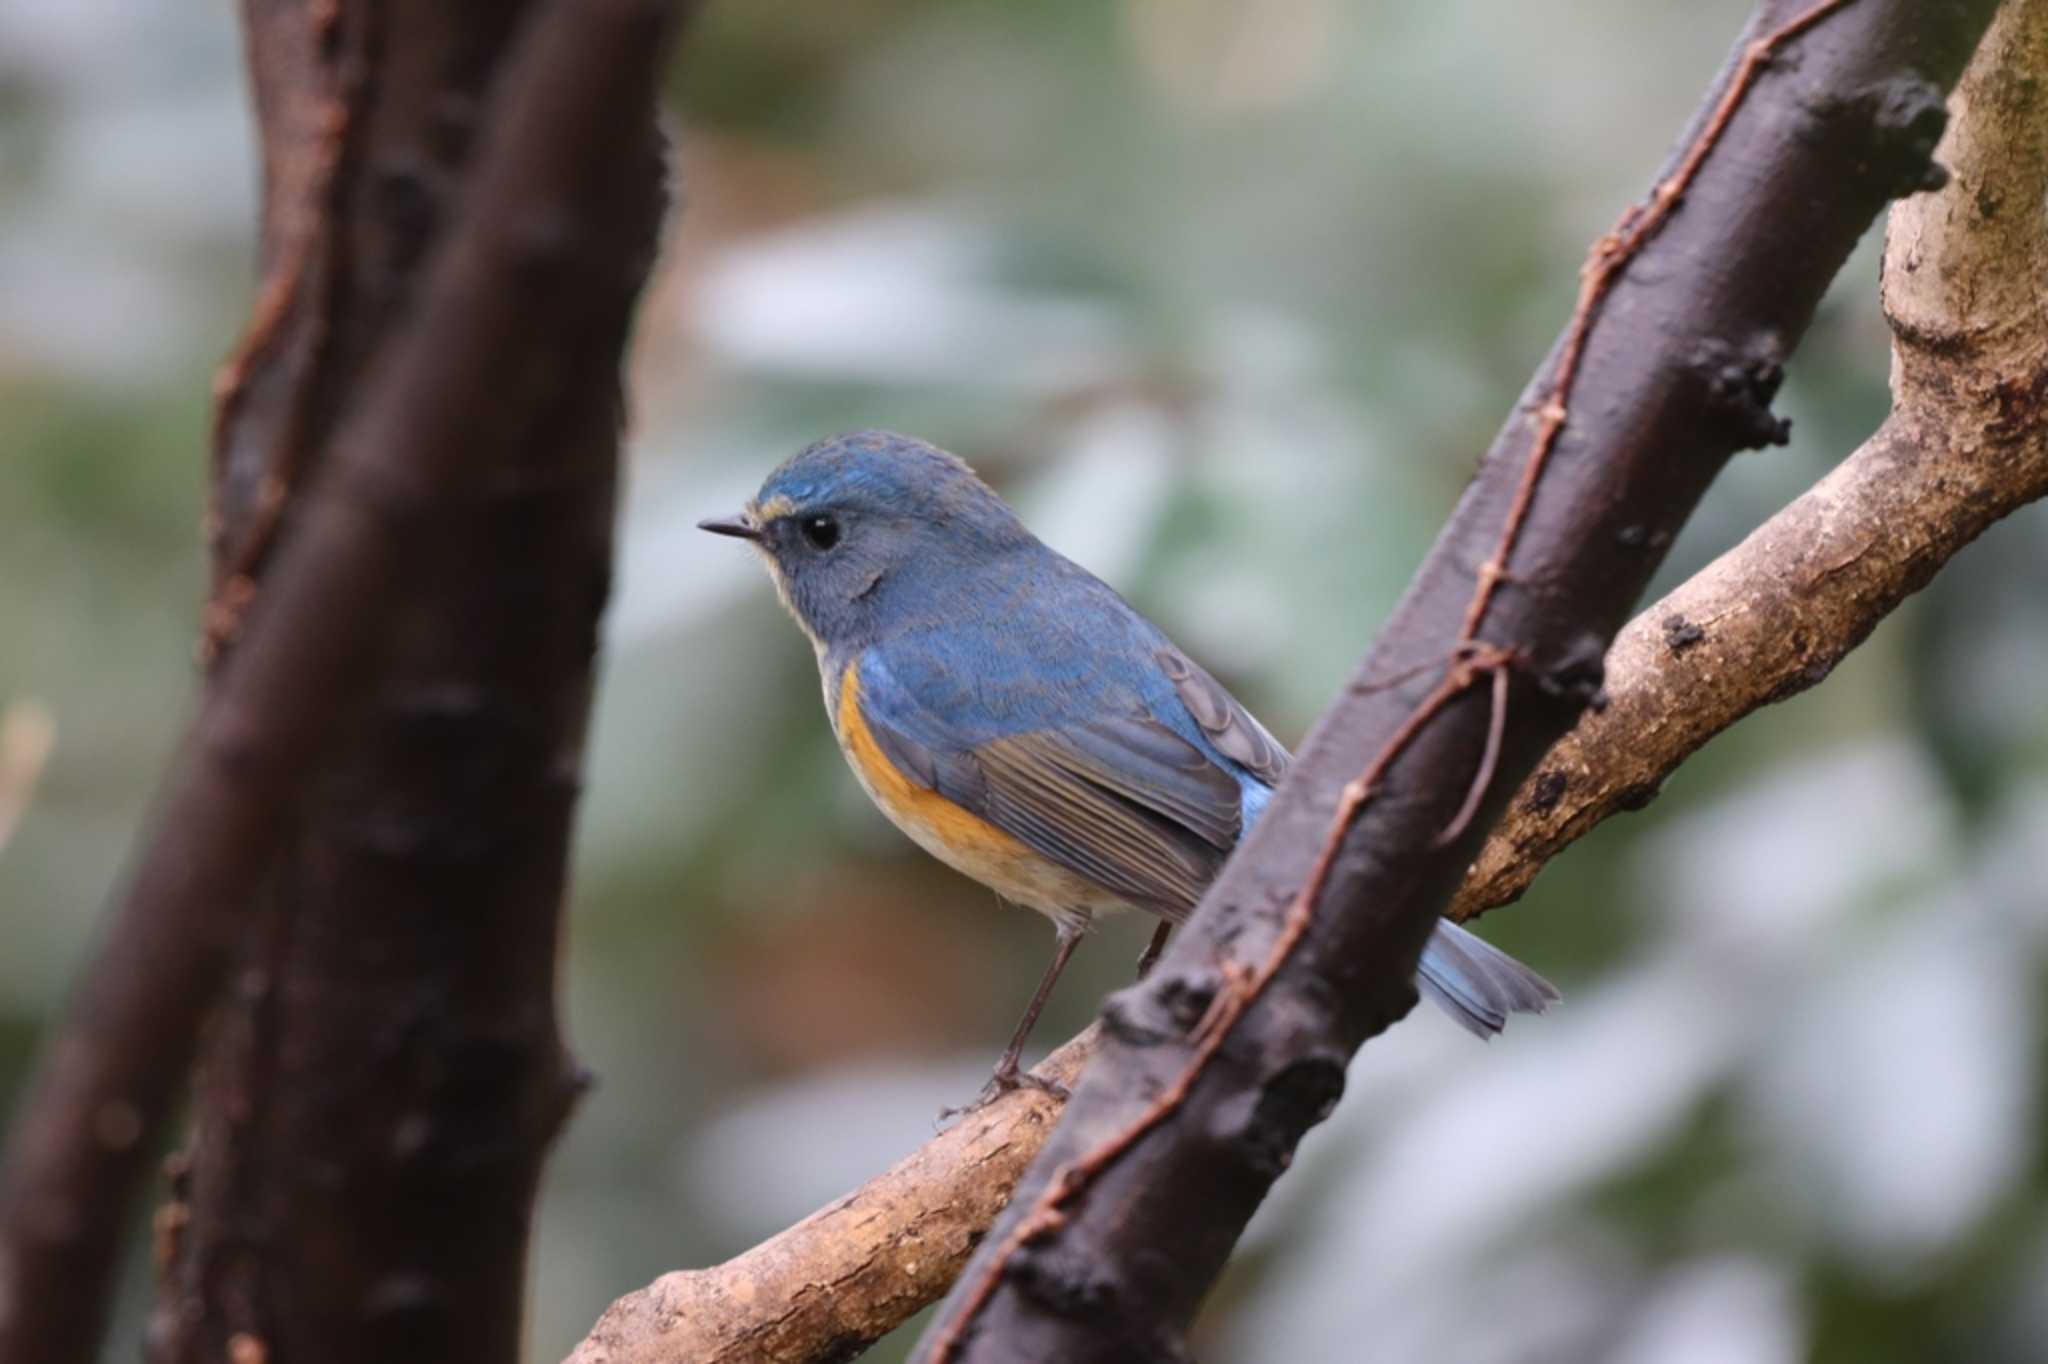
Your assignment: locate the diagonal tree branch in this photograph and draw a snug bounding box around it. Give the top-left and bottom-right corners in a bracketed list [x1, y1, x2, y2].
[0, 3, 687, 1361]
[917, 4, 1999, 1360]
[567, 1033, 1100, 1364]
[1456, 0, 2048, 922]
[568, 6, 2043, 1361]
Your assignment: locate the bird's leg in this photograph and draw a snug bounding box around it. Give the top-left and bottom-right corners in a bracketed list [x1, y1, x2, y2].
[987, 922, 1083, 1095]
[943, 921, 1084, 1119]
[1135, 919, 1173, 979]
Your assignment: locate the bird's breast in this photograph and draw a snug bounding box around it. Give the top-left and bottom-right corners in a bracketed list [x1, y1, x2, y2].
[831, 660, 1127, 927]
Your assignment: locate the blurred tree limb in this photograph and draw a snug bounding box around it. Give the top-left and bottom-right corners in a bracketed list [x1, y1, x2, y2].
[0, 2, 684, 1362]
[149, 2, 682, 1361]
[572, 3, 2039, 1362]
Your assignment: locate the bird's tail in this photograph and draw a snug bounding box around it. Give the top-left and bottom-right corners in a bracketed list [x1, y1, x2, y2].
[1416, 919, 1559, 1038]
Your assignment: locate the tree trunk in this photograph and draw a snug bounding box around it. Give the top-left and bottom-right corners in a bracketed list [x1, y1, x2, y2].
[147, 4, 673, 1360]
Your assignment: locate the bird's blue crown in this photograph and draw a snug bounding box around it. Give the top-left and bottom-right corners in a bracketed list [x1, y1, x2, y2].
[752, 430, 1021, 538]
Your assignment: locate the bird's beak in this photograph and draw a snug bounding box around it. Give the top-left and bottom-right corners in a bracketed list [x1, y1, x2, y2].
[698, 513, 762, 542]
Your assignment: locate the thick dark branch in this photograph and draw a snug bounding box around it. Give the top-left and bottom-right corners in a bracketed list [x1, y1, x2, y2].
[151, 1, 688, 1359]
[917, 4, 1999, 1360]
[0, 3, 685, 1361]
[1456, 0, 2048, 921]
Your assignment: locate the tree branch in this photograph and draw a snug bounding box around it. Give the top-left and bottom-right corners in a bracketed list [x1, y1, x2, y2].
[566, 1033, 1099, 1364]
[1455, 0, 2048, 923]
[917, 4, 1998, 1360]
[0, 3, 686, 1361]
[568, 5, 2043, 1361]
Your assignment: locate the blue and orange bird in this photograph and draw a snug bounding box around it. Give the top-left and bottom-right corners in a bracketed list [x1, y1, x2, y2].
[702, 431, 1556, 1106]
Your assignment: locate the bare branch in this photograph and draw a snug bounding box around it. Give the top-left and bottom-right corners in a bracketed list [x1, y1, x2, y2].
[1456, 0, 2048, 923]
[566, 1034, 1098, 1364]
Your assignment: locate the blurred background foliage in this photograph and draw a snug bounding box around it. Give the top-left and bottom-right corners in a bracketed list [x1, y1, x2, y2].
[3, 2, 2046, 1360]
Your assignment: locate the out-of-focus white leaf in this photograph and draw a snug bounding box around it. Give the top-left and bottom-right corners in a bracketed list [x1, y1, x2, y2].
[1013, 402, 1177, 589]
[1744, 903, 2035, 1276]
[1642, 740, 1953, 963]
[1605, 1256, 1803, 1364]
[608, 454, 773, 651]
[1222, 964, 1742, 1362]
[676, 1055, 1010, 1242]
[50, 94, 254, 241]
[688, 204, 1128, 391]
[0, 219, 210, 383]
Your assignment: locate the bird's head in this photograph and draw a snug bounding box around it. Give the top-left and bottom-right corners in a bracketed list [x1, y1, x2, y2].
[700, 430, 1030, 650]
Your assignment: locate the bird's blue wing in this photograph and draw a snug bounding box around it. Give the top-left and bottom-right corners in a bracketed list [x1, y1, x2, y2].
[1151, 646, 1560, 1034]
[854, 646, 1243, 920]
[853, 616, 1558, 1033]
[1156, 645, 1290, 786]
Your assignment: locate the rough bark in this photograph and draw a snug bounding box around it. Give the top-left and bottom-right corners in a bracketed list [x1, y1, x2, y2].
[1455, 0, 2048, 923]
[148, 3, 678, 1362]
[915, 3, 2000, 1361]
[0, 3, 683, 1362]
[566, 1033, 1099, 1364]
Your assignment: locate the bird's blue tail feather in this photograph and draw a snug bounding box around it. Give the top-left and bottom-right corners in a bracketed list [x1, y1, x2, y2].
[1416, 919, 1559, 1038]
[1240, 781, 1556, 1037]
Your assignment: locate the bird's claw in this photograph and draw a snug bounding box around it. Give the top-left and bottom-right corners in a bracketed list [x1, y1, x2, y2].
[936, 1065, 1070, 1124]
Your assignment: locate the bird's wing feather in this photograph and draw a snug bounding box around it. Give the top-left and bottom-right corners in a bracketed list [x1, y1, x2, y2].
[973, 728, 1232, 917]
[856, 650, 1241, 920]
[1156, 646, 1291, 784]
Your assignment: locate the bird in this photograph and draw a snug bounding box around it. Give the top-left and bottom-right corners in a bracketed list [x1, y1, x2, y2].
[701, 430, 1556, 1108]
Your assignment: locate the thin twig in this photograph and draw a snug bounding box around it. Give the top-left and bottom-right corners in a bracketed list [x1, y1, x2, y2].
[1434, 657, 1513, 849]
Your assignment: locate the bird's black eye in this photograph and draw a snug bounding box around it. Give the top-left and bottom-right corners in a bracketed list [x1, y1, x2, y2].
[799, 514, 841, 552]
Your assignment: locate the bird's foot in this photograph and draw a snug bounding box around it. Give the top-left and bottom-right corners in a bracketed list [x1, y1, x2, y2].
[937, 1062, 1070, 1124]
[1135, 921, 1173, 980]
